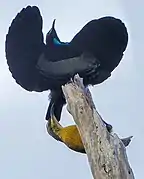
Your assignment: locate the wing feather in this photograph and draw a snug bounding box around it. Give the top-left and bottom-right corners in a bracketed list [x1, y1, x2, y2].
[5, 6, 45, 91]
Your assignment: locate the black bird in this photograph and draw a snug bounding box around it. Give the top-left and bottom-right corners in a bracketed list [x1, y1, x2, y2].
[5, 6, 98, 121]
[40, 13, 128, 122]
[5, 6, 128, 125]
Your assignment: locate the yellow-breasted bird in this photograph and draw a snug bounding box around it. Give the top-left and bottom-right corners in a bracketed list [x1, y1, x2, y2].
[46, 103, 111, 154]
[46, 109, 85, 153]
[46, 104, 132, 154]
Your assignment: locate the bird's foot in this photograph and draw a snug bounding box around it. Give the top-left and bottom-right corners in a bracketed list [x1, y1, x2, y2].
[105, 123, 113, 133]
[84, 69, 111, 86]
[101, 119, 113, 133]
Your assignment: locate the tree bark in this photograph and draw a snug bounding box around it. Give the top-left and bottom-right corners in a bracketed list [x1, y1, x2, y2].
[62, 74, 135, 179]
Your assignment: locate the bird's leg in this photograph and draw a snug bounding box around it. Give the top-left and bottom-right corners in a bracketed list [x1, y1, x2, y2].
[46, 89, 65, 122]
[84, 68, 111, 86]
[100, 119, 113, 133]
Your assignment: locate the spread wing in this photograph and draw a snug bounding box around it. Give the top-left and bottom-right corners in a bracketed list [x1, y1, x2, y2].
[70, 16, 128, 73]
[5, 6, 46, 91]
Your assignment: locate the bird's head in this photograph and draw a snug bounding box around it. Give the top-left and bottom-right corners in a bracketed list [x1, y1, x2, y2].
[46, 19, 61, 45]
[46, 19, 69, 46]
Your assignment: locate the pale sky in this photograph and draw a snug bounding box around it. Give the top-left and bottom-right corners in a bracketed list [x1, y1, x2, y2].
[0, 0, 143, 179]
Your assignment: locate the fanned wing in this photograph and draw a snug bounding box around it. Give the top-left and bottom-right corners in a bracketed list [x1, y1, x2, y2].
[70, 16, 128, 73]
[5, 6, 45, 91]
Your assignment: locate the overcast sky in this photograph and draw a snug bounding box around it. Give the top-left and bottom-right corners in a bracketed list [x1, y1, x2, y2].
[0, 0, 143, 179]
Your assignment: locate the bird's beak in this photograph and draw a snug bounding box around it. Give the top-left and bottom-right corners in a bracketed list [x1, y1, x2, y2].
[46, 19, 56, 36]
[52, 19, 56, 30]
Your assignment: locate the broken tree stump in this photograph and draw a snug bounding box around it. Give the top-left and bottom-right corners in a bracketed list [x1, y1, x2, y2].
[62, 74, 135, 179]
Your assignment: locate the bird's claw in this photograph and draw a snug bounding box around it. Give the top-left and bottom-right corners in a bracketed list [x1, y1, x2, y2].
[105, 123, 113, 133]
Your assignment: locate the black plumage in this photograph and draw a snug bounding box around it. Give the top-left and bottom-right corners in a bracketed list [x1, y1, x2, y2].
[5, 6, 128, 122]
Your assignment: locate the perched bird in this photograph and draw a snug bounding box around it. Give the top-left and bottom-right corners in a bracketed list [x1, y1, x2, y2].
[5, 6, 98, 120]
[45, 16, 128, 122]
[47, 104, 132, 154]
[47, 104, 85, 153]
[5, 6, 128, 125]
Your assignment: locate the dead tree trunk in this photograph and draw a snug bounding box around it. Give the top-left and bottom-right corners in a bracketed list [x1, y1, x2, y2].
[62, 74, 135, 179]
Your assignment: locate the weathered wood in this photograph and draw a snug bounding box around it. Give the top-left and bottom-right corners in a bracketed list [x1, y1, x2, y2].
[62, 74, 135, 179]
